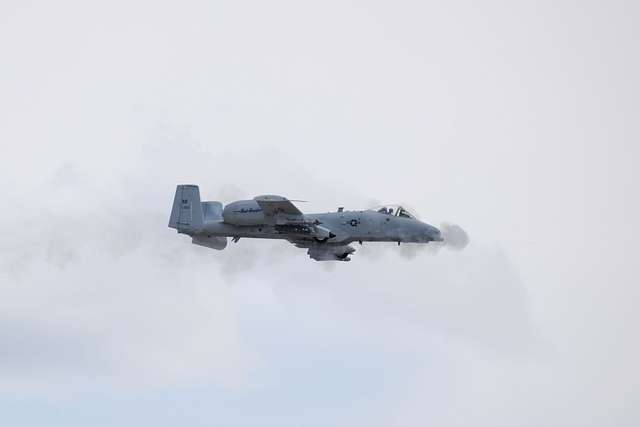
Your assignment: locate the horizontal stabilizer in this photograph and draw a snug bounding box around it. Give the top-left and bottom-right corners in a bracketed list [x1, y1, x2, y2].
[192, 235, 227, 250]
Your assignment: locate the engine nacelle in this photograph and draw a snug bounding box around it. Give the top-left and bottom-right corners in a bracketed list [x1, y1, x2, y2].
[222, 200, 267, 225]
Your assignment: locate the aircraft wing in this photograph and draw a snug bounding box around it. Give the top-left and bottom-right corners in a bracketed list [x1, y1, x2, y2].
[254, 195, 303, 216]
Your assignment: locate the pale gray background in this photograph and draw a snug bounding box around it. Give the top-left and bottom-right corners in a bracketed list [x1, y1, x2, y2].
[0, 1, 638, 426]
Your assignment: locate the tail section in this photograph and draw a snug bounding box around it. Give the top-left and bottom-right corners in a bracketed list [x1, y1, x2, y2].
[169, 185, 203, 233]
[201, 201, 223, 222]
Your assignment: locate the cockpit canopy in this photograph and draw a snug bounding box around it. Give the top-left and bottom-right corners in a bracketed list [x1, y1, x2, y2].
[372, 205, 416, 219]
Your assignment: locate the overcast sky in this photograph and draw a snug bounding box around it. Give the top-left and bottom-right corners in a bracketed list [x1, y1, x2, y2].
[1, 1, 638, 426]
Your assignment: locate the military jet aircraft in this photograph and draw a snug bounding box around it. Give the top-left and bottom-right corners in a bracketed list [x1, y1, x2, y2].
[168, 185, 443, 261]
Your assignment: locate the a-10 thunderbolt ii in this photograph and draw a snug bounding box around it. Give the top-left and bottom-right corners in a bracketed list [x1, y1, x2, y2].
[169, 184, 444, 262]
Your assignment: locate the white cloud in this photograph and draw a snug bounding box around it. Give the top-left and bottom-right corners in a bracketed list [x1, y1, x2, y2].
[0, 0, 638, 425]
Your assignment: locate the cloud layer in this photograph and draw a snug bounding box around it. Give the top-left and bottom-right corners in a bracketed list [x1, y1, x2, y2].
[1, 1, 638, 426]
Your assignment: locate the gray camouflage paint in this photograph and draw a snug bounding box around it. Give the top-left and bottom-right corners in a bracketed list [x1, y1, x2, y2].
[169, 185, 442, 261]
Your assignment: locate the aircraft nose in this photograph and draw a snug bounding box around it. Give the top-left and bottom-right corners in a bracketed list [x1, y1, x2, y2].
[427, 224, 444, 242]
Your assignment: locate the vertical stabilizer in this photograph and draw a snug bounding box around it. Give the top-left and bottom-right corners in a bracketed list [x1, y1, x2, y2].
[168, 185, 203, 233]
